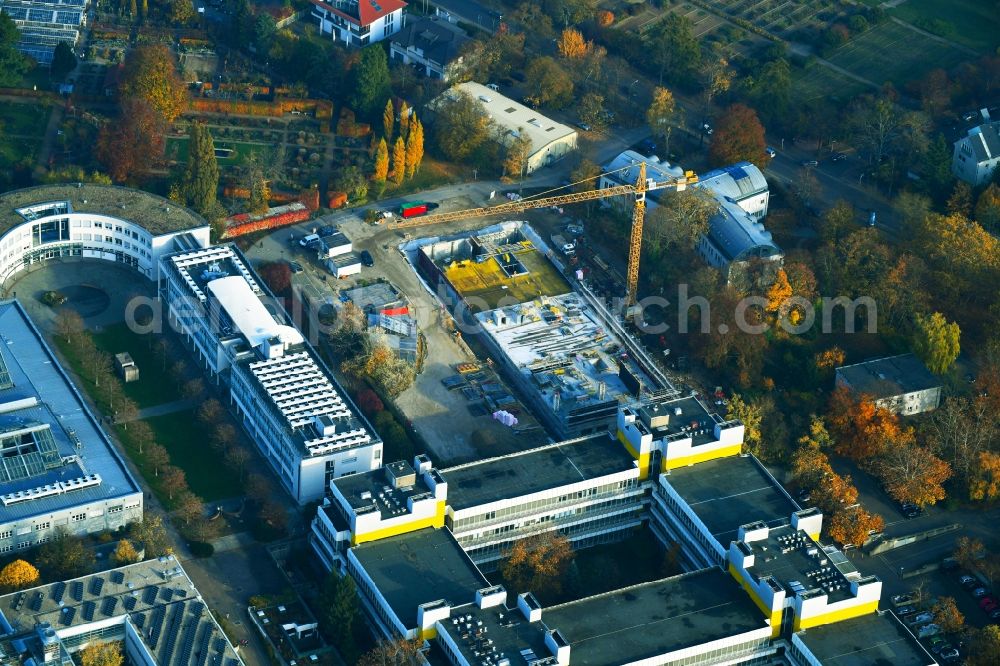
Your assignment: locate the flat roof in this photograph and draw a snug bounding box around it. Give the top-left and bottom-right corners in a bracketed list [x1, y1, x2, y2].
[0, 300, 140, 522]
[332, 463, 437, 519]
[664, 455, 797, 546]
[352, 528, 489, 629]
[836, 354, 939, 398]
[0, 184, 207, 237]
[441, 604, 550, 666]
[638, 395, 725, 447]
[0, 558, 242, 666]
[745, 525, 860, 604]
[207, 276, 301, 349]
[542, 568, 769, 665]
[443, 433, 636, 511]
[795, 611, 934, 666]
[450, 82, 577, 160]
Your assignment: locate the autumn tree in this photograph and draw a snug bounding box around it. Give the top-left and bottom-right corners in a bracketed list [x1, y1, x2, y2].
[912, 311, 960, 374]
[596, 10, 614, 26]
[827, 389, 908, 463]
[975, 182, 1000, 230]
[0, 560, 39, 592]
[500, 532, 573, 598]
[826, 506, 884, 548]
[875, 444, 952, 507]
[502, 131, 532, 182]
[968, 451, 1000, 502]
[405, 116, 423, 178]
[175, 490, 204, 525]
[37, 528, 95, 580]
[356, 639, 422, 666]
[181, 122, 220, 216]
[372, 137, 389, 183]
[954, 536, 985, 572]
[145, 443, 169, 476]
[946, 181, 973, 217]
[765, 269, 793, 315]
[569, 157, 601, 193]
[644, 188, 716, 260]
[709, 104, 767, 168]
[129, 516, 171, 558]
[931, 596, 965, 634]
[927, 396, 997, 488]
[646, 87, 677, 150]
[578, 93, 606, 130]
[557, 28, 591, 59]
[811, 471, 859, 516]
[967, 625, 1000, 666]
[382, 99, 394, 140]
[433, 90, 492, 162]
[524, 56, 574, 109]
[245, 153, 270, 215]
[160, 465, 188, 500]
[225, 446, 251, 480]
[391, 137, 406, 186]
[98, 99, 165, 183]
[342, 339, 415, 397]
[0, 13, 29, 87]
[119, 44, 187, 123]
[725, 393, 763, 457]
[814, 347, 846, 371]
[114, 539, 141, 565]
[80, 642, 123, 666]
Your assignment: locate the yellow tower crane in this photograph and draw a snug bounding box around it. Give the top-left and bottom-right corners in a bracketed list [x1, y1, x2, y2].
[390, 163, 698, 310]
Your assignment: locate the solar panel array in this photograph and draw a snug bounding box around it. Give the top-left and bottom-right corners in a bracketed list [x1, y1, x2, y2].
[0, 0, 88, 64]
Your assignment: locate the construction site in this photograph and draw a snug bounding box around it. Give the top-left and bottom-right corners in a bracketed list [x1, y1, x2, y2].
[414, 221, 569, 312]
[408, 221, 675, 441]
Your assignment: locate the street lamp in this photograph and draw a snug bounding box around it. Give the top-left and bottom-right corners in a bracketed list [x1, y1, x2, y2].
[628, 79, 639, 98]
[858, 172, 866, 185]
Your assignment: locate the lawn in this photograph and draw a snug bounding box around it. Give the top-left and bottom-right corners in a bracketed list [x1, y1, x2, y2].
[791, 63, 869, 102]
[0, 103, 49, 137]
[91, 323, 183, 408]
[890, 0, 999, 53]
[165, 136, 270, 166]
[143, 409, 244, 501]
[0, 136, 39, 168]
[825, 20, 970, 87]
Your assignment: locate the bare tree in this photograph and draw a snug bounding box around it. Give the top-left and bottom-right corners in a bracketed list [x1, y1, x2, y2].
[54, 310, 85, 343]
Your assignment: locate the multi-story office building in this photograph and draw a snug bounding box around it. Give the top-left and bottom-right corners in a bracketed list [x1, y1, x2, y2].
[0, 557, 243, 666]
[159, 245, 381, 504]
[0, 184, 209, 291]
[0, 300, 143, 555]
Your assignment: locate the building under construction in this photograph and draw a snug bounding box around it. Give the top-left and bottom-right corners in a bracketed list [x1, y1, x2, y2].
[412, 221, 665, 440]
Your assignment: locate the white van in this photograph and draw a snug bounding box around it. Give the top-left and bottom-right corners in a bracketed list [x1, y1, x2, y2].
[299, 233, 320, 247]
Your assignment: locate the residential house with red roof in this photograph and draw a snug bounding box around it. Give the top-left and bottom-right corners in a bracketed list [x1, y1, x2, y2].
[309, 0, 407, 47]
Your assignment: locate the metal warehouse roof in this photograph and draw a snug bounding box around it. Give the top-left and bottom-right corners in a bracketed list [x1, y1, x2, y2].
[697, 162, 769, 202]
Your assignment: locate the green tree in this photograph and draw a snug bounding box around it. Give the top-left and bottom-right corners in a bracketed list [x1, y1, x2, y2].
[252, 14, 276, 52]
[405, 116, 424, 178]
[913, 312, 960, 374]
[967, 625, 1000, 666]
[391, 137, 406, 186]
[578, 93, 606, 130]
[50, 41, 78, 80]
[432, 90, 492, 162]
[708, 104, 767, 168]
[333, 166, 368, 202]
[320, 574, 359, 648]
[748, 58, 791, 125]
[924, 133, 953, 193]
[524, 56, 574, 109]
[182, 122, 220, 216]
[644, 13, 701, 85]
[36, 528, 95, 580]
[119, 44, 187, 123]
[372, 137, 389, 183]
[245, 153, 270, 215]
[569, 157, 601, 193]
[129, 516, 172, 558]
[350, 45, 391, 120]
[0, 13, 28, 87]
[169, 0, 195, 25]
[975, 182, 1000, 230]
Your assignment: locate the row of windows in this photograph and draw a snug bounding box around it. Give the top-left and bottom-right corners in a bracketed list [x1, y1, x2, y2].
[451, 478, 641, 531]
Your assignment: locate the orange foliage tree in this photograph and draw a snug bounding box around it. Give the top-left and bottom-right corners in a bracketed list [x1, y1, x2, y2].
[765, 268, 792, 314]
[968, 451, 1000, 502]
[97, 99, 165, 183]
[596, 10, 614, 27]
[557, 28, 591, 59]
[500, 532, 573, 599]
[932, 596, 965, 634]
[827, 389, 911, 464]
[119, 44, 188, 123]
[708, 103, 767, 168]
[826, 506, 885, 548]
[875, 444, 952, 507]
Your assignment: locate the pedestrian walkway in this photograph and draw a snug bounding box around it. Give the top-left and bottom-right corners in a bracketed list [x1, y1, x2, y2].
[122, 397, 200, 421]
[209, 531, 257, 553]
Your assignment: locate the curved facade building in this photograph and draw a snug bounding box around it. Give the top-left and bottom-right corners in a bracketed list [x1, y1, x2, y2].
[0, 184, 210, 290]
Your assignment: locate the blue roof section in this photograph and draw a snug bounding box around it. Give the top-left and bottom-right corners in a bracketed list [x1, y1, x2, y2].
[0, 300, 141, 521]
[707, 199, 781, 263]
[697, 162, 769, 202]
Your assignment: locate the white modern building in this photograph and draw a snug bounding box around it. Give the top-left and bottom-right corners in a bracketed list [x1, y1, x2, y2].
[0, 299, 143, 555]
[0, 184, 210, 292]
[0, 558, 243, 666]
[389, 15, 470, 81]
[835, 354, 942, 416]
[159, 245, 382, 504]
[308, 0, 406, 47]
[952, 118, 1000, 186]
[440, 82, 578, 174]
[696, 161, 770, 219]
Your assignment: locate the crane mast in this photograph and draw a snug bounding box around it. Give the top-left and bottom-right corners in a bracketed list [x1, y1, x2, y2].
[390, 161, 696, 313]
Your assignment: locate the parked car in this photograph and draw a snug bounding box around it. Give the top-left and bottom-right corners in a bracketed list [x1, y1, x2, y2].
[577, 121, 592, 131]
[801, 160, 819, 167]
[930, 641, 952, 655]
[963, 111, 978, 121]
[900, 502, 922, 519]
[978, 595, 997, 609]
[318, 225, 335, 236]
[288, 261, 304, 274]
[917, 623, 941, 638]
[989, 608, 1000, 620]
[940, 648, 960, 661]
[892, 594, 915, 606]
[971, 586, 989, 598]
[765, 147, 776, 158]
[896, 605, 917, 616]
[359, 250, 374, 267]
[831, 152, 847, 162]
[907, 612, 934, 625]
[701, 122, 713, 135]
[941, 558, 959, 572]
[960, 574, 978, 587]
